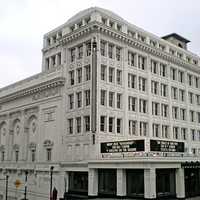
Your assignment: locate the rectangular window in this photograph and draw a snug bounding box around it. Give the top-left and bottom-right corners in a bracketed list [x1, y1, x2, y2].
[151, 80, 159, 95]
[139, 77, 146, 92]
[1, 151, 5, 162]
[46, 148, 52, 161]
[151, 60, 158, 74]
[45, 58, 50, 70]
[139, 99, 147, 113]
[181, 128, 187, 140]
[76, 117, 81, 133]
[171, 87, 178, 100]
[129, 120, 137, 135]
[179, 89, 185, 102]
[76, 68, 82, 83]
[161, 104, 168, 117]
[187, 74, 193, 86]
[128, 74, 136, 89]
[100, 116, 106, 132]
[57, 53, 61, 66]
[190, 110, 195, 122]
[128, 96, 136, 111]
[160, 83, 167, 97]
[69, 94, 74, 109]
[139, 122, 147, 136]
[197, 112, 200, 123]
[109, 92, 114, 107]
[100, 41, 106, 56]
[108, 44, 114, 59]
[195, 76, 199, 88]
[152, 102, 159, 116]
[85, 90, 90, 106]
[162, 125, 169, 138]
[152, 123, 159, 137]
[85, 65, 91, 81]
[196, 95, 200, 105]
[109, 117, 114, 133]
[116, 47, 121, 61]
[100, 90, 106, 106]
[68, 118, 73, 134]
[173, 127, 179, 139]
[76, 92, 82, 108]
[116, 93, 122, 109]
[178, 71, 184, 83]
[138, 55, 146, 70]
[69, 70, 75, 85]
[31, 149, 36, 162]
[117, 118, 122, 134]
[109, 67, 114, 83]
[78, 45, 83, 59]
[188, 92, 194, 104]
[70, 48, 76, 62]
[86, 42, 91, 56]
[116, 70, 122, 85]
[101, 65, 107, 81]
[191, 129, 196, 141]
[170, 68, 177, 81]
[128, 51, 136, 66]
[160, 63, 167, 77]
[84, 116, 90, 132]
[172, 106, 178, 119]
[180, 108, 186, 120]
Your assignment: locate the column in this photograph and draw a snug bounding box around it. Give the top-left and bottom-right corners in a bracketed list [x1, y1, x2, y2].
[176, 168, 185, 199]
[117, 169, 126, 197]
[144, 168, 156, 199]
[88, 168, 98, 197]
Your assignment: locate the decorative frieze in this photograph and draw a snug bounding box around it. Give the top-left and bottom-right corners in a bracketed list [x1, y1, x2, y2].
[0, 77, 65, 104]
[32, 87, 60, 101]
[60, 22, 200, 73]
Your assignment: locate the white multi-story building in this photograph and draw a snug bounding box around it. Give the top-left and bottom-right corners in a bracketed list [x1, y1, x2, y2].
[0, 7, 200, 200]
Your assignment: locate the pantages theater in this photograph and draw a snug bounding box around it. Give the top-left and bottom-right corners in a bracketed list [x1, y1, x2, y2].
[1, 7, 200, 200]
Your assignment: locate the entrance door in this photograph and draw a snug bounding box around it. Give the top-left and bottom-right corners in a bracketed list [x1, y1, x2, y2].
[68, 171, 88, 195]
[185, 168, 200, 197]
[126, 169, 144, 198]
[98, 169, 116, 197]
[156, 169, 176, 198]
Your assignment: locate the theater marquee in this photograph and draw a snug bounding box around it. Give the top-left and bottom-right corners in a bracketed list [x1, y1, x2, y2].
[101, 140, 145, 153]
[150, 139, 184, 152]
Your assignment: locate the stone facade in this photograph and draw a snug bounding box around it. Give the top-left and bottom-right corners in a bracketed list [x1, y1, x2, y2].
[0, 7, 200, 200]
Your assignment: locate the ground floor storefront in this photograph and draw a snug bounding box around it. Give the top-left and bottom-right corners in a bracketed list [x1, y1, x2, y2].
[64, 162, 200, 200]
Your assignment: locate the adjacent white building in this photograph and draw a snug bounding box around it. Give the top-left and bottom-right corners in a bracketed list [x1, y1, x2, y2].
[0, 7, 200, 200]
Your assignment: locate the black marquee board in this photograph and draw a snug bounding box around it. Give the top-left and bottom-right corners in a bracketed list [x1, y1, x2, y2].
[101, 140, 145, 153]
[150, 139, 184, 152]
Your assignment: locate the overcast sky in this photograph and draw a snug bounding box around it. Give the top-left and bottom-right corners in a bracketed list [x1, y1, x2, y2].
[0, 0, 200, 88]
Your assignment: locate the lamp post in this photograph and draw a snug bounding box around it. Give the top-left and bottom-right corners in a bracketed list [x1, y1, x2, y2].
[24, 170, 28, 200]
[5, 174, 9, 200]
[50, 166, 54, 200]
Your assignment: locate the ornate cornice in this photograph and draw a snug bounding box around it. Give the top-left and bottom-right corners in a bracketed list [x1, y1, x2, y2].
[59, 21, 200, 73]
[0, 77, 65, 104]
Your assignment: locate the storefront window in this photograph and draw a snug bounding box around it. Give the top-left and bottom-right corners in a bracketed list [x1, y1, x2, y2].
[156, 169, 176, 198]
[98, 169, 116, 196]
[68, 172, 88, 194]
[126, 169, 144, 197]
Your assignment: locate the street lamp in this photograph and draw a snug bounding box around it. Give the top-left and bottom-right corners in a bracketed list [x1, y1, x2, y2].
[24, 170, 28, 200]
[50, 166, 54, 200]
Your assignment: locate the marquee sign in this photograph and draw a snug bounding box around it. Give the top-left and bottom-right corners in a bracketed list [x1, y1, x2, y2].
[101, 140, 144, 153]
[150, 139, 184, 152]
